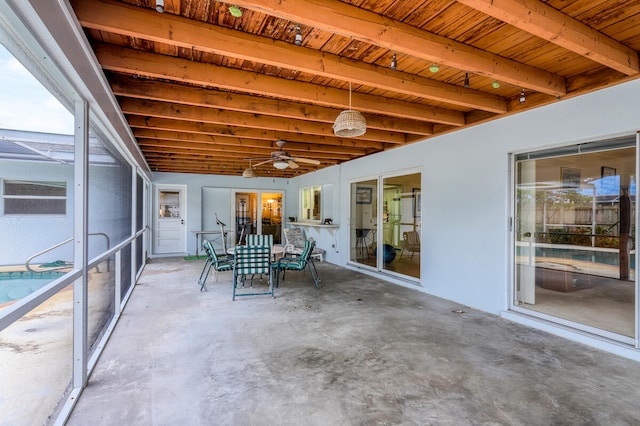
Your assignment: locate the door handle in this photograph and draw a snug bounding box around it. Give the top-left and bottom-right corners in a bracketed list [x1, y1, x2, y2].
[181, 219, 184, 225]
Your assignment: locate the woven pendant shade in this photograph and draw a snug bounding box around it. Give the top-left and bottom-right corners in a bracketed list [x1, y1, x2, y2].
[333, 110, 367, 137]
[242, 167, 258, 178]
[333, 81, 366, 137]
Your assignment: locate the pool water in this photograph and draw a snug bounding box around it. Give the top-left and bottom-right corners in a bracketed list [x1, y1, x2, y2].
[0, 271, 65, 304]
[534, 247, 635, 267]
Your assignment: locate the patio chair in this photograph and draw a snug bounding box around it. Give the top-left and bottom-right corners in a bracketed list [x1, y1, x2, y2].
[199, 239, 233, 291]
[232, 245, 274, 300]
[401, 231, 420, 259]
[246, 233, 273, 248]
[283, 227, 325, 262]
[272, 240, 319, 289]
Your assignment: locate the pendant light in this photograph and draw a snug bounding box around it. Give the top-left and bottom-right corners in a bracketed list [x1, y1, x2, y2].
[242, 160, 258, 178]
[333, 81, 367, 137]
[242, 167, 258, 178]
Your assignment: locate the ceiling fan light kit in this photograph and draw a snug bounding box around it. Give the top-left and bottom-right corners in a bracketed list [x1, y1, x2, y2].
[241, 140, 320, 176]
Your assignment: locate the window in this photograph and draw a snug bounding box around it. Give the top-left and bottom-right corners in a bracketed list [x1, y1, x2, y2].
[300, 186, 321, 221]
[2, 180, 67, 214]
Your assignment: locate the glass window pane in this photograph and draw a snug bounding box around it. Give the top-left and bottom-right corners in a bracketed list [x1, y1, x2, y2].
[350, 180, 377, 265]
[382, 173, 421, 278]
[4, 180, 66, 196]
[4, 198, 66, 215]
[260, 193, 282, 244]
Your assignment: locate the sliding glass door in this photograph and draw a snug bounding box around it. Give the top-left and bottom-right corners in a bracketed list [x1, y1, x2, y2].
[350, 171, 421, 281]
[382, 173, 421, 278]
[513, 138, 637, 342]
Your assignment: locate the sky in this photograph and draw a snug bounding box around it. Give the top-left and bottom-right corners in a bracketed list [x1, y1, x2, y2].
[0, 44, 74, 135]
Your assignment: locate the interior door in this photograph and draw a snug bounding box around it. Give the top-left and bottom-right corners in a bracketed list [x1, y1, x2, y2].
[153, 186, 186, 254]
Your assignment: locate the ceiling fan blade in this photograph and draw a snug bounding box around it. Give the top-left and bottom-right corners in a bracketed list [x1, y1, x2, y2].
[289, 157, 320, 165]
[253, 159, 274, 167]
[287, 160, 299, 169]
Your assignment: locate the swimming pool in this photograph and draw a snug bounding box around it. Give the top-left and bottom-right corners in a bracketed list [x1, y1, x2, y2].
[517, 244, 635, 267]
[0, 271, 65, 305]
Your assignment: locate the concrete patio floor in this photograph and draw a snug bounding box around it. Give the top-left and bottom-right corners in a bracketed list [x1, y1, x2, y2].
[66, 257, 640, 425]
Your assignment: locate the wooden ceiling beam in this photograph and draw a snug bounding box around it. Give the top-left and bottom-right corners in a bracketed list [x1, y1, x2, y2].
[146, 158, 317, 175]
[229, 0, 566, 96]
[127, 117, 388, 150]
[457, 0, 639, 75]
[143, 153, 338, 169]
[138, 140, 348, 162]
[119, 97, 407, 144]
[74, 0, 507, 113]
[133, 129, 371, 156]
[94, 44, 466, 126]
[109, 75, 434, 136]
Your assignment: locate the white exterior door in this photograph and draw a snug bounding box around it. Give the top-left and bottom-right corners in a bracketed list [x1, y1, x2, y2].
[154, 185, 186, 254]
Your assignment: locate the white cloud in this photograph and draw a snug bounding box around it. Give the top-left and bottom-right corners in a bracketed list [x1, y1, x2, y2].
[0, 45, 74, 134]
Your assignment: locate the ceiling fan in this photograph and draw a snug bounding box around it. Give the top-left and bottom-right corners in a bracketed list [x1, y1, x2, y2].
[248, 140, 321, 170]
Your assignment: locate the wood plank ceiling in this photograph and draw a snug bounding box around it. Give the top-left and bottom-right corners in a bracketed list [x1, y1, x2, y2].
[70, 0, 640, 177]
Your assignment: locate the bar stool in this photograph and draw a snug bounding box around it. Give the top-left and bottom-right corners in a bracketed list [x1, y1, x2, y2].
[355, 228, 370, 258]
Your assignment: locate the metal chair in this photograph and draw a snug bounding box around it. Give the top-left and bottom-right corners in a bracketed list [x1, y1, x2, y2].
[232, 245, 274, 300]
[401, 231, 420, 259]
[198, 239, 233, 291]
[272, 240, 319, 289]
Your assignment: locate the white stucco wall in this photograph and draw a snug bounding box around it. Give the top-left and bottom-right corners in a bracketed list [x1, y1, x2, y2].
[147, 79, 640, 316]
[336, 79, 640, 314]
[152, 172, 287, 257]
